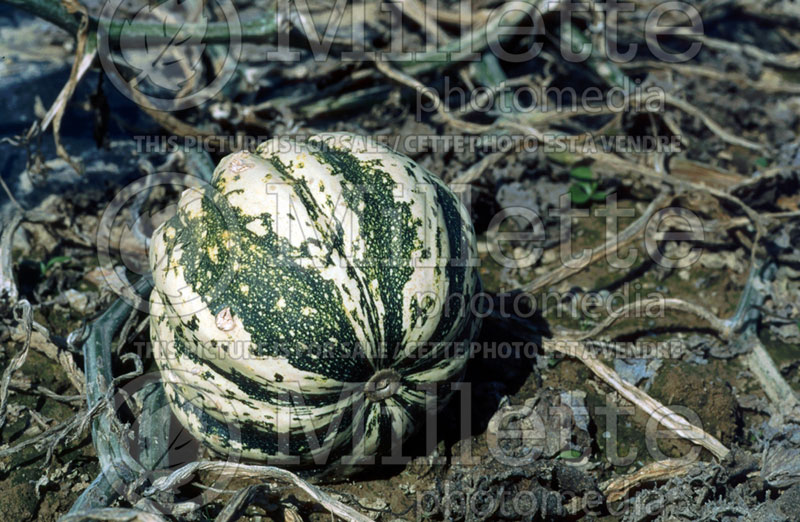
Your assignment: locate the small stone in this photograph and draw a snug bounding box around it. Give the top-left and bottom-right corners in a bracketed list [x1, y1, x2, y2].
[64, 289, 88, 314]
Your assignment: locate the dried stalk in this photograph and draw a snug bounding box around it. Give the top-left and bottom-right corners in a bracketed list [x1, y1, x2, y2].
[61, 507, 168, 522]
[37, 43, 95, 135]
[518, 191, 674, 294]
[664, 93, 763, 152]
[0, 392, 106, 465]
[9, 326, 85, 394]
[376, 60, 492, 133]
[736, 263, 800, 419]
[0, 300, 32, 433]
[559, 297, 736, 342]
[45, 0, 90, 173]
[67, 277, 153, 514]
[395, 0, 452, 44]
[620, 61, 800, 95]
[448, 151, 505, 184]
[692, 33, 800, 70]
[543, 339, 730, 460]
[744, 332, 800, 419]
[403, 0, 559, 75]
[144, 461, 372, 522]
[0, 212, 23, 303]
[8, 378, 82, 404]
[212, 484, 271, 522]
[602, 458, 697, 502]
[1, 0, 279, 46]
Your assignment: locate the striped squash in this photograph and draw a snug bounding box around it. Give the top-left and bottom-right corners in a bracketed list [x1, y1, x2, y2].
[149, 133, 482, 468]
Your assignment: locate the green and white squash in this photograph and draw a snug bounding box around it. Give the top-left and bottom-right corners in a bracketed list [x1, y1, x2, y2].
[149, 133, 481, 467]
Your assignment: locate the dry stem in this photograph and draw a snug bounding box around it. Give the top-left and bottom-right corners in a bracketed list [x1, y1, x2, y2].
[145, 461, 372, 522]
[543, 339, 730, 460]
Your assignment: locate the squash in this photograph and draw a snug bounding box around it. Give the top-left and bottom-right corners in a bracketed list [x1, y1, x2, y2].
[148, 133, 482, 467]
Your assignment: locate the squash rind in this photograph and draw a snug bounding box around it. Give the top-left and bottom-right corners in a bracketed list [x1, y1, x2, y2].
[149, 133, 482, 465]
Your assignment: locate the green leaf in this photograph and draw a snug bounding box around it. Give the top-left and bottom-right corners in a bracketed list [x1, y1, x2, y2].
[43, 256, 72, 273]
[754, 157, 769, 168]
[569, 166, 595, 181]
[591, 189, 608, 201]
[569, 182, 592, 204]
[557, 449, 582, 460]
